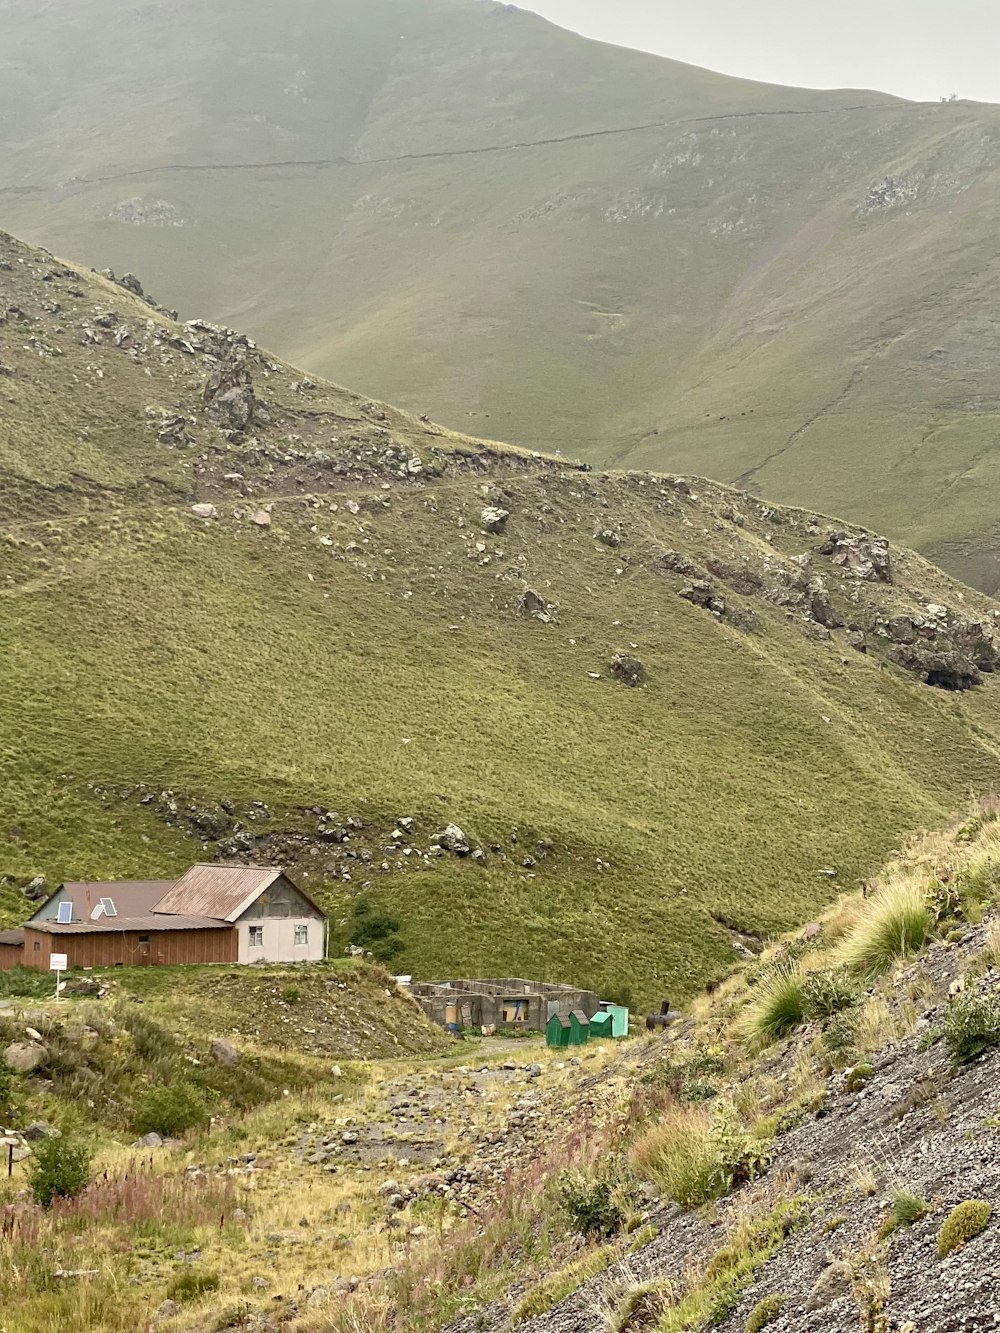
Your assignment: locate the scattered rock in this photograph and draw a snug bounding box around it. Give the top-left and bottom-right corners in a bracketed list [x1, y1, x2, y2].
[20, 875, 46, 901]
[251, 510, 272, 528]
[517, 588, 555, 622]
[154, 1299, 181, 1322]
[191, 503, 218, 520]
[22, 1121, 58, 1141]
[594, 526, 623, 548]
[133, 1131, 163, 1149]
[806, 1259, 853, 1311]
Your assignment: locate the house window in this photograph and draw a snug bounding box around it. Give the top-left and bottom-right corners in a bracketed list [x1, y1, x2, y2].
[138, 934, 150, 945]
[33, 941, 40, 952]
[294, 924, 308, 946]
[249, 926, 264, 948]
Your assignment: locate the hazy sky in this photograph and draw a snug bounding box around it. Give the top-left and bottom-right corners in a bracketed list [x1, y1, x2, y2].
[518, 1, 1000, 104]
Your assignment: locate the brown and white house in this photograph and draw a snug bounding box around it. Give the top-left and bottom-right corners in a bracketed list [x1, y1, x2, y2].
[0, 865, 326, 970]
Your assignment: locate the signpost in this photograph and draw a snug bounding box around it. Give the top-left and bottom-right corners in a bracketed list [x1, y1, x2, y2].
[50, 952, 68, 1002]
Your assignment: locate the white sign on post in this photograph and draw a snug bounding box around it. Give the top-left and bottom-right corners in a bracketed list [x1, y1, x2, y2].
[50, 953, 68, 1001]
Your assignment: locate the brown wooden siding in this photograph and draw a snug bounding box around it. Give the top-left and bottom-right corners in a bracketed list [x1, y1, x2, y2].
[20, 927, 238, 970]
[0, 943, 24, 971]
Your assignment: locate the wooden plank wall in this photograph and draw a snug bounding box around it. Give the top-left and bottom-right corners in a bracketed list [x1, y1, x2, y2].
[0, 943, 24, 971]
[20, 928, 238, 969]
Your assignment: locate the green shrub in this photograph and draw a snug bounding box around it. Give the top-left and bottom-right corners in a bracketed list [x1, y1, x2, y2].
[844, 1062, 874, 1092]
[840, 880, 932, 979]
[942, 993, 1000, 1065]
[166, 1269, 220, 1303]
[746, 1294, 785, 1333]
[350, 897, 404, 962]
[802, 969, 859, 1019]
[29, 1136, 92, 1209]
[0, 966, 56, 1000]
[134, 1081, 209, 1137]
[0, 1058, 12, 1118]
[281, 985, 302, 1004]
[559, 1170, 633, 1239]
[744, 968, 807, 1044]
[880, 1188, 930, 1238]
[936, 1200, 992, 1257]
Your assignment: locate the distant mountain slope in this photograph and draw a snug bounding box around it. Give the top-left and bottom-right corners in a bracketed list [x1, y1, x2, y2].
[5, 1, 1000, 592]
[3, 229, 1000, 1006]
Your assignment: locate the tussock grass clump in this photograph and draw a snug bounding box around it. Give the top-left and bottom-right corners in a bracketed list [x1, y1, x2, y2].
[839, 878, 932, 979]
[745, 1293, 785, 1333]
[743, 967, 807, 1045]
[879, 1188, 930, 1238]
[165, 1270, 220, 1304]
[801, 968, 859, 1019]
[942, 992, 1000, 1065]
[937, 1200, 992, 1257]
[630, 1103, 770, 1209]
[630, 1105, 723, 1208]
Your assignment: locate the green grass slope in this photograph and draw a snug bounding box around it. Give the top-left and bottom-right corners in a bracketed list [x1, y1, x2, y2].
[4, 1, 1000, 590]
[3, 230, 1000, 1009]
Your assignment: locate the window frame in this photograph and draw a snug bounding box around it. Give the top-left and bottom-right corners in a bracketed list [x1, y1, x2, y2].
[248, 925, 264, 948]
[294, 924, 308, 947]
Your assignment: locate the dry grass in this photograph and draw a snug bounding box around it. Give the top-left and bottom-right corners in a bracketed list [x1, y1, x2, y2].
[839, 877, 933, 980]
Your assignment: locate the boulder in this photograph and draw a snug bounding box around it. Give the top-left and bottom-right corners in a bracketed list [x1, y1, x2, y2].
[808, 583, 844, 630]
[433, 824, 472, 855]
[610, 653, 645, 687]
[154, 1299, 181, 1323]
[210, 1038, 240, 1067]
[516, 588, 554, 622]
[62, 976, 101, 997]
[480, 506, 509, 535]
[3, 1041, 47, 1074]
[846, 629, 868, 653]
[20, 875, 46, 901]
[251, 510, 272, 528]
[654, 549, 706, 579]
[191, 503, 218, 520]
[133, 1131, 163, 1149]
[23, 1121, 58, 1141]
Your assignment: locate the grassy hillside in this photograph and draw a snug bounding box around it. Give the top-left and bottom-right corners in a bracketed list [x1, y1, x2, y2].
[3, 1, 1000, 588]
[3, 229, 1000, 1008]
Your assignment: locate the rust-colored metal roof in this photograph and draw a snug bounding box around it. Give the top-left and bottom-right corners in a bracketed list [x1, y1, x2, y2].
[0, 928, 24, 946]
[29, 915, 232, 935]
[33, 881, 175, 924]
[152, 864, 324, 923]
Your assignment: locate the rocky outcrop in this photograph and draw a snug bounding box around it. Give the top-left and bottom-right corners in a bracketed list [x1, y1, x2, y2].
[817, 530, 892, 583]
[432, 824, 472, 855]
[679, 580, 726, 616]
[204, 358, 257, 432]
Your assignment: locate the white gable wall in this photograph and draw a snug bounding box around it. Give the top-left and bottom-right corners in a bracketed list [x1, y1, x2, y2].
[237, 915, 324, 964]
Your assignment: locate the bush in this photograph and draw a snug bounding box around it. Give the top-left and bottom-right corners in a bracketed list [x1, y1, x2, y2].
[29, 1136, 92, 1209]
[166, 1269, 220, 1303]
[746, 1294, 784, 1333]
[744, 968, 807, 1044]
[350, 897, 405, 963]
[942, 993, 1000, 1065]
[802, 968, 859, 1019]
[936, 1200, 992, 1257]
[0, 1058, 12, 1119]
[840, 879, 932, 979]
[134, 1081, 209, 1137]
[879, 1188, 930, 1238]
[559, 1171, 632, 1239]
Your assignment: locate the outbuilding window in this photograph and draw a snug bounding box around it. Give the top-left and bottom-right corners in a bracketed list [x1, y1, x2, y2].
[33, 941, 40, 952]
[249, 926, 264, 948]
[139, 934, 150, 945]
[294, 924, 308, 946]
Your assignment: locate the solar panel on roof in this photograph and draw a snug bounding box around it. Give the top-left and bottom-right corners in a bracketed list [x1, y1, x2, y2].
[100, 897, 117, 917]
[56, 901, 72, 924]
